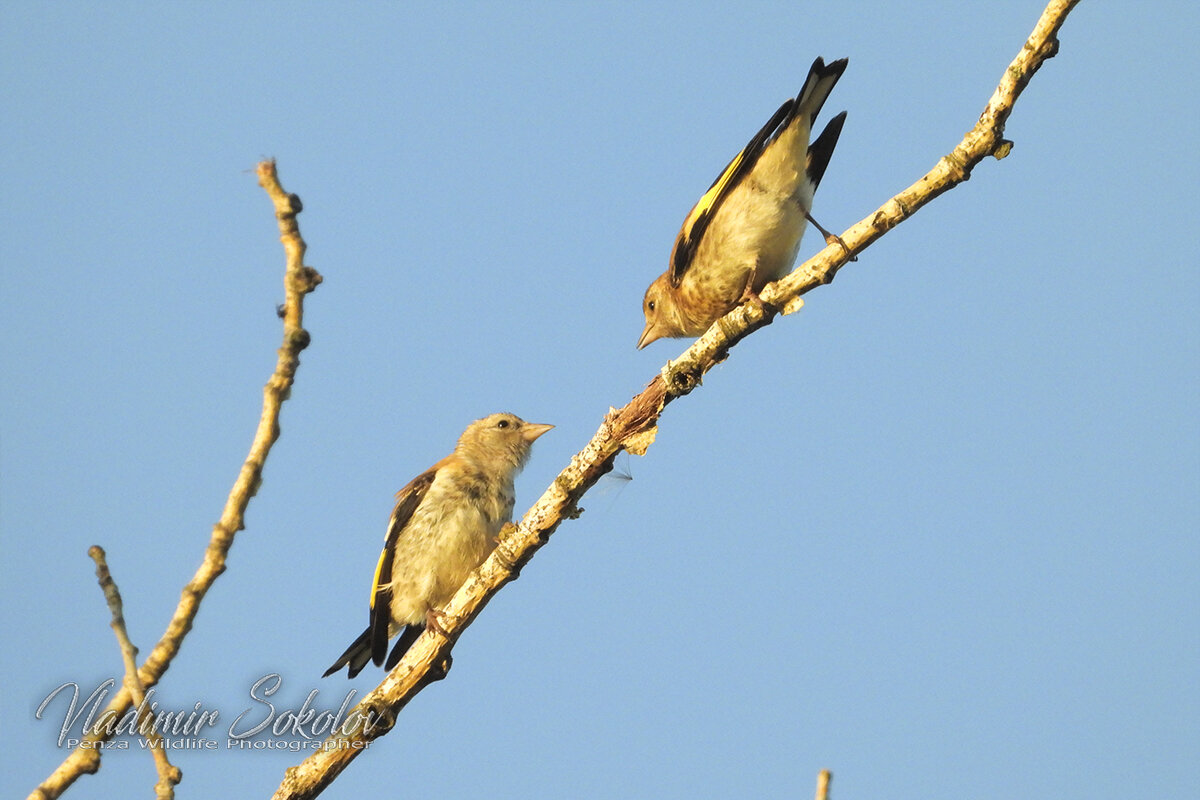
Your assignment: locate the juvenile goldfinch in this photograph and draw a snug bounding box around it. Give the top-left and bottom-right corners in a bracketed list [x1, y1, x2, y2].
[324, 413, 552, 678]
[638, 57, 848, 349]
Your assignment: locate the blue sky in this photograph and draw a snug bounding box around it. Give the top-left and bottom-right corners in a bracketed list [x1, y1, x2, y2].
[2, 2, 1197, 798]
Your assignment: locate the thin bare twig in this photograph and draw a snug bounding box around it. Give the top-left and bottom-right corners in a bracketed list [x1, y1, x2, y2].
[271, 2, 1080, 797]
[29, 161, 321, 800]
[816, 769, 832, 800]
[88, 546, 182, 799]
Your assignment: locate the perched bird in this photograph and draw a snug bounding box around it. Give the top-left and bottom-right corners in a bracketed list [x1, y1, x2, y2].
[638, 57, 848, 349]
[324, 413, 552, 678]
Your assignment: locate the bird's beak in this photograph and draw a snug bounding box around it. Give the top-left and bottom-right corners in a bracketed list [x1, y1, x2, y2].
[522, 423, 554, 442]
[637, 322, 660, 350]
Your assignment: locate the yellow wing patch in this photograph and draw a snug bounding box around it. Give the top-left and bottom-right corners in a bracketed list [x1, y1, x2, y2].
[682, 148, 747, 238]
[369, 546, 389, 608]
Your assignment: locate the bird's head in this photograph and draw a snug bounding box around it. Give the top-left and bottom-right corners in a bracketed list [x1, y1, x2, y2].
[457, 413, 553, 473]
[638, 273, 680, 349]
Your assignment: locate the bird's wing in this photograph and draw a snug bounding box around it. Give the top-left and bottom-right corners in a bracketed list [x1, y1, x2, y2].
[668, 98, 794, 287]
[369, 464, 438, 667]
[668, 57, 848, 287]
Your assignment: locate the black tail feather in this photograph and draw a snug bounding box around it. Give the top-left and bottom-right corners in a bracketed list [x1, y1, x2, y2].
[808, 110, 847, 191]
[797, 57, 848, 127]
[385, 624, 423, 670]
[323, 627, 373, 678]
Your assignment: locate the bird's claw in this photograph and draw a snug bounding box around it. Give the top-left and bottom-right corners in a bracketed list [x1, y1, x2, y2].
[425, 609, 452, 638]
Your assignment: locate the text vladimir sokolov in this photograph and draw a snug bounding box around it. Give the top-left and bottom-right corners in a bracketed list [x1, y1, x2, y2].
[36, 674, 382, 751]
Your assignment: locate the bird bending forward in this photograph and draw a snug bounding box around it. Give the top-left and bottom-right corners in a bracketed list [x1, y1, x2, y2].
[638, 57, 848, 349]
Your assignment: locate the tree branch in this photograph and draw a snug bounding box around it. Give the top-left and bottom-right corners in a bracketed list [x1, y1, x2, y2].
[270, 1, 1080, 797]
[87, 546, 182, 799]
[29, 161, 321, 800]
[815, 769, 832, 800]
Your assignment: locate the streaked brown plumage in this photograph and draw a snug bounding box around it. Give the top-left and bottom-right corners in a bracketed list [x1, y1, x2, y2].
[638, 57, 848, 349]
[324, 413, 552, 678]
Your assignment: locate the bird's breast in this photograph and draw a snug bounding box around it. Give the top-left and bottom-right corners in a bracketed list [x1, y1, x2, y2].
[386, 469, 512, 623]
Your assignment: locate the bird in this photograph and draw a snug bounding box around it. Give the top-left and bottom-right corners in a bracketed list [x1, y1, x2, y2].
[638, 57, 848, 349]
[324, 412, 553, 678]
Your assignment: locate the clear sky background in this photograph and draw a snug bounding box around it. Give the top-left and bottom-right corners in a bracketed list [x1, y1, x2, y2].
[2, 2, 1197, 799]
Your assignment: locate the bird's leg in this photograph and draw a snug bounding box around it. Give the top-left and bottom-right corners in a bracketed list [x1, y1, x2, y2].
[425, 608, 452, 638]
[738, 263, 783, 320]
[739, 263, 766, 307]
[806, 211, 855, 261]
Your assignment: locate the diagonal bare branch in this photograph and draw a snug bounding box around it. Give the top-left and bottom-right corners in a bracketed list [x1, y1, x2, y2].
[269, 1, 1081, 797]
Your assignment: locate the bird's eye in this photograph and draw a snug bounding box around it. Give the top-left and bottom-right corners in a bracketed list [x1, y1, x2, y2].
[497, 419, 510, 429]
[647, 300, 656, 312]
